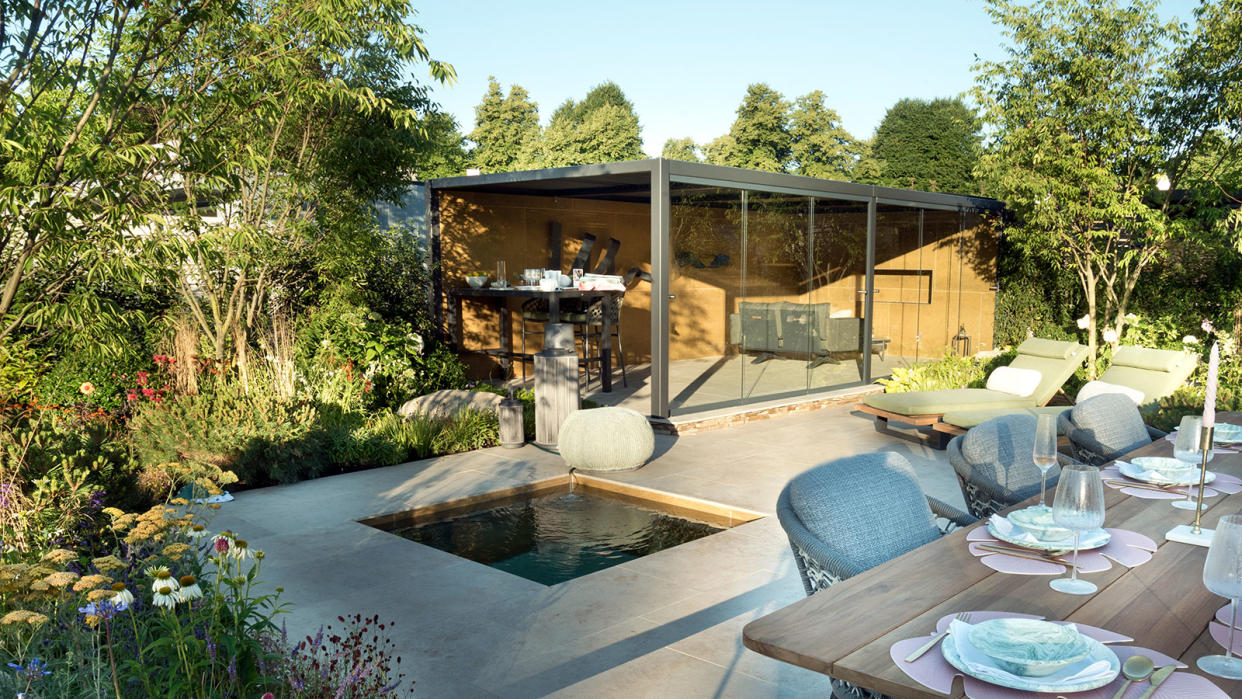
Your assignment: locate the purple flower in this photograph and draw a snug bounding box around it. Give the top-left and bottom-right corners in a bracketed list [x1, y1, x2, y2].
[7, 658, 51, 683]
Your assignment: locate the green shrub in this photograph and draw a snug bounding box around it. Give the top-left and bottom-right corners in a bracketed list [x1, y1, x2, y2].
[878, 350, 1014, 393]
[33, 345, 151, 412]
[0, 340, 43, 407]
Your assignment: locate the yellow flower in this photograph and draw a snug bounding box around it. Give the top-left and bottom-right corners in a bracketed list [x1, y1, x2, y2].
[42, 571, 79, 588]
[101, 507, 125, 518]
[162, 543, 191, 560]
[169, 498, 189, 506]
[29, 580, 50, 592]
[73, 574, 111, 592]
[84, 614, 101, 628]
[91, 556, 126, 573]
[25, 612, 48, 626]
[40, 549, 77, 565]
[110, 513, 137, 531]
[208, 503, 222, 510]
[86, 589, 114, 603]
[1, 610, 31, 625]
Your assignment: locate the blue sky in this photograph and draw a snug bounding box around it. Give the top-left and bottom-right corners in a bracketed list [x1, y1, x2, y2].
[413, 0, 1200, 156]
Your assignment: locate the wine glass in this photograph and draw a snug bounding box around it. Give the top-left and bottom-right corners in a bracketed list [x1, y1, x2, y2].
[1033, 413, 1058, 509]
[1050, 464, 1105, 595]
[1199, 514, 1242, 679]
[1173, 414, 1214, 510]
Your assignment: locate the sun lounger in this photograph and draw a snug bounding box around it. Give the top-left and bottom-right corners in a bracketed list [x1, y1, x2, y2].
[857, 338, 1088, 445]
[932, 344, 1197, 438]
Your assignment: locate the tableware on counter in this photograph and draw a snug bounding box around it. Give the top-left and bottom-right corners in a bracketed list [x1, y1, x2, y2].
[1117, 459, 1215, 487]
[1033, 413, 1058, 507]
[1212, 422, 1242, 444]
[538, 278, 558, 291]
[496, 261, 506, 285]
[904, 612, 972, 662]
[939, 617, 1119, 692]
[1109, 654, 1153, 699]
[1137, 665, 1176, 699]
[1173, 415, 1213, 510]
[1050, 464, 1106, 595]
[1199, 514, 1242, 679]
[466, 275, 488, 289]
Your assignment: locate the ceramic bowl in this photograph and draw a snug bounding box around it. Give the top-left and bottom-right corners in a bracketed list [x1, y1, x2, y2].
[968, 619, 1090, 677]
[466, 275, 488, 289]
[1131, 456, 1195, 479]
[1006, 506, 1073, 543]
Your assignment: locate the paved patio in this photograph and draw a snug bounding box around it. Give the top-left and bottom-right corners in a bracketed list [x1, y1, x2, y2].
[211, 404, 963, 697]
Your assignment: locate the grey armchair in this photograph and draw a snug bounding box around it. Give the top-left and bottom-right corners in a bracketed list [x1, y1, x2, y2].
[1058, 392, 1166, 466]
[777, 452, 974, 699]
[948, 413, 1078, 518]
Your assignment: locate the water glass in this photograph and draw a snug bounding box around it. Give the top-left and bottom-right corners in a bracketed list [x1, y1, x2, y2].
[1033, 413, 1058, 508]
[1199, 514, 1242, 679]
[524, 268, 540, 286]
[496, 261, 506, 287]
[1049, 464, 1105, 595]
[1173, 414, 1214, 510]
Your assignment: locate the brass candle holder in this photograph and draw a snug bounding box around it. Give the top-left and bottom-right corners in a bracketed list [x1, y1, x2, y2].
[1192, 424, 1216, 536]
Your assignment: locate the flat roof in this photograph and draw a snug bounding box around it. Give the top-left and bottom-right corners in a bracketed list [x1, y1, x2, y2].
[427, 158, 1005, 212]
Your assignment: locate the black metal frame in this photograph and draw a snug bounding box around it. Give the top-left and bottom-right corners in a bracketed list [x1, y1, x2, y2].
[426, 158, 1004, 419]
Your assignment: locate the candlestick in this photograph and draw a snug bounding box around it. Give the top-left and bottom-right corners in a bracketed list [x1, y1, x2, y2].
[1205, 342, 1219, 428]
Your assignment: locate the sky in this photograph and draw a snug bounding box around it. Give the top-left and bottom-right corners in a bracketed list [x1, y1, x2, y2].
[412, 0, 1201, 157]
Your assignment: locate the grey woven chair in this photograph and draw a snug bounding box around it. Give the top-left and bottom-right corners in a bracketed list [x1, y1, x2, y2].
[1058, 393, 1166, 466]
[947, 413, 1078, 519]
[777, 452, 974, 699]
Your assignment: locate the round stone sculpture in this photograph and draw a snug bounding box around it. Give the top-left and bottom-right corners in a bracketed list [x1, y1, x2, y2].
[559, 407, 654, 472]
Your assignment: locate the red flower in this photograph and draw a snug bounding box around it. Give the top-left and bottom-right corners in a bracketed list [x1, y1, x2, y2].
[141, 387, 155, 398]
[136, 371, 149, 386]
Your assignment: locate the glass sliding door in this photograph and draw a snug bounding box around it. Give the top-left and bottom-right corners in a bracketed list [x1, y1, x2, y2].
[871, 204, 927, 380]
[809, 197, 870, 388]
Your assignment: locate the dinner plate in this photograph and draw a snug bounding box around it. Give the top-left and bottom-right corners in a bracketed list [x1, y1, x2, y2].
[1214, 422, 1242, 444]
[987, 516, 1110, 551]
[941, 620, 1120, 693]
[1118, 459, 1215, 486]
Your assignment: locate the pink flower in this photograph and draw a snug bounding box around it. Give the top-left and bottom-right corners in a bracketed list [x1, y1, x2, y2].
[214, 537, 230, 555]
[126, 392, 138, 402]
[79, 382, 95, 395]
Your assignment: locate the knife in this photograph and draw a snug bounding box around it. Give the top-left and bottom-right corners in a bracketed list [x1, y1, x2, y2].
[1136, 665, 1176, 699]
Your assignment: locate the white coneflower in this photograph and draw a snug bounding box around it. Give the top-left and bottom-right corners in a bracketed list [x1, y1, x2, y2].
[1183, 335, 1199, 345]
[150, 567, 180, 594]
[231, 539, 253, 561]
[1102, 328, 1118, 344]
[110, 583, 135, 608]
[1076, 314, 1091, 330]
[152, 585, 178, 609]
[175, 575, 202, 603]
[186, 524, 209, 539]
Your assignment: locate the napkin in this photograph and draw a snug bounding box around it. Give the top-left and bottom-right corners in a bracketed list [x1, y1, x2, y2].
[948, 620, 1113, 685]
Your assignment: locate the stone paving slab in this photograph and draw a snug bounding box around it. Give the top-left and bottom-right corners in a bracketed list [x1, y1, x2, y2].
[211, 403, 961, 697]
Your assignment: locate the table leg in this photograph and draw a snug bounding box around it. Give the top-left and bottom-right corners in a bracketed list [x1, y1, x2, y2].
[498, 298, 512, 377]
[600, 296, 613, 393]
[451, 295, 464, 349]
[548, 293, 560, 324]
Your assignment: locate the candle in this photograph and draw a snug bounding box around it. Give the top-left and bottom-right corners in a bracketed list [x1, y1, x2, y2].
[1204, 342, 1219, 428]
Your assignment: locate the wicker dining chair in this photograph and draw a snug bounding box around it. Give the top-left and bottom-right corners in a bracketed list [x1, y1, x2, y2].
[947, 413, 1079, 519]
[1057, 392, 1166, 466]
[777, 452, 974, 699]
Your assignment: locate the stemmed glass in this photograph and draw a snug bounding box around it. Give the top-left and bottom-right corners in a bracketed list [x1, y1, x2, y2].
[1199, 514, 1242, 679]
[1050, 464, 1105, 595]
[1172, 414, 1214, 510]
[1033, 413, 1058, 508]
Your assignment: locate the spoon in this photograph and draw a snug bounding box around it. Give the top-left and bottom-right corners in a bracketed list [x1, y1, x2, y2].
[1110, 654, 1154, 699]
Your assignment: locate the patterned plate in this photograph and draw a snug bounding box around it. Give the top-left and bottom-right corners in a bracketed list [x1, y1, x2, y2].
[941, 620, 1120, 693]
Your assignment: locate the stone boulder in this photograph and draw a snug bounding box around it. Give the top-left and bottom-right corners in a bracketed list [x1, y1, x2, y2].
[398, 389, 504, 420]
[559, 407, 654, 471]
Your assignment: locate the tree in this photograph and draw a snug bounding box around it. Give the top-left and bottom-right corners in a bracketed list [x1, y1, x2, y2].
[469, 77, 540, 173]
[788, 91, 861, 180]
[872, 98, 982, 194]
[536, 82, 644, 167]
[415, 109, 471, 179]
[707, 84, 791, 172]
[662, 137, 700, 162]
[973, 0, 1200, 374]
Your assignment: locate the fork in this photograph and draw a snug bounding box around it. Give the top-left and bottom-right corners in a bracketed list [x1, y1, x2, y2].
[904, 612, 972, 662]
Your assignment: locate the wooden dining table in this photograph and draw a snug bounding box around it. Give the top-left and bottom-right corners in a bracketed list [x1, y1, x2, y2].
[742, 412, 1242, 698]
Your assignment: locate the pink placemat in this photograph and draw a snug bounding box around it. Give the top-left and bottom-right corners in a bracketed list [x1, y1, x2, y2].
[966, 525, 1156, 576]
[890, 610, 1227, 698]
[1101, 464, 1242, 500]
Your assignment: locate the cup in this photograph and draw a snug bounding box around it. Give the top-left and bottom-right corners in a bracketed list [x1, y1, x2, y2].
[539, 278, 558, 291]
[544, 269, 559, 280]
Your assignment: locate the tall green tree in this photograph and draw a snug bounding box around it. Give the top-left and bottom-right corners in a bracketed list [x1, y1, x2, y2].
[707, 84, 791, 172]
[872, 98, 982, 194]
[972, 0, 1211, 373]
[662, 137, 701, 162]
[535, 82, 644, 166]
[469, 77, 540, 173]
[788, 90, 861, 180]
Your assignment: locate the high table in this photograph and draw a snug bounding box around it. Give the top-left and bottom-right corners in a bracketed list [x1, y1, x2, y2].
[742, 412, 1242, 698]
[446, 286, 622, 392]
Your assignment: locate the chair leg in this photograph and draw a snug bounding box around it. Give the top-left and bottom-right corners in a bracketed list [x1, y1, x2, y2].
[615, 328, 627, 387]
[520, 316, 528, 382]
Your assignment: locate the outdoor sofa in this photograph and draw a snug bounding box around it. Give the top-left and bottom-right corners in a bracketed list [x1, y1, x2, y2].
[856, 337, 1087, 446]
[931, 344, 1197, 439]
[728, 301, 862, 366]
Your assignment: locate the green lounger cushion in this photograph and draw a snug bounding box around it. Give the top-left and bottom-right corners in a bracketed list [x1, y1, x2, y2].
[1015, 337, 1082, 360]
[1006, 338, 1088, 407]
[864, 389, 1036, 416]
[1111, 345, 1193, 373]
[941, 406, 1070, 430]
[1099, 346, 1197, 405]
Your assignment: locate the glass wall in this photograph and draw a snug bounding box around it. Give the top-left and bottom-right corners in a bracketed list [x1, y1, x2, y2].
[668, 183, 873, 416]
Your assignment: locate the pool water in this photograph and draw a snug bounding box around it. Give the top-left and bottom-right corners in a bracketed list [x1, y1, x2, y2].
[389, 487, 724, 586]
